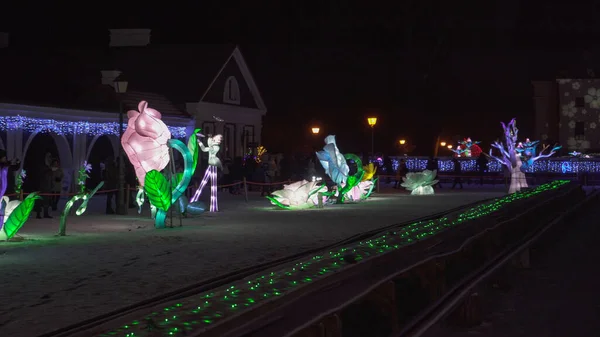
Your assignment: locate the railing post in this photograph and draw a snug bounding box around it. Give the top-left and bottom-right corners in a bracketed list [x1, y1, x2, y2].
[243, 177, 249, 203]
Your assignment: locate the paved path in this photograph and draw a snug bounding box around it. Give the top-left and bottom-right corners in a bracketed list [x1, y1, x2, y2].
[428, 198, 600, 337]
[0, 187, 504, 336]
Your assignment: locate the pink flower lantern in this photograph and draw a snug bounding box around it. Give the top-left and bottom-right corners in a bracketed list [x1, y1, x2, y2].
[121, 101, 172, 187]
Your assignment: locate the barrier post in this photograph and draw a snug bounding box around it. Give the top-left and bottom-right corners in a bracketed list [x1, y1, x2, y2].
[19, 189, 23, 201]
[243, 177, 249, 203]
[317, 192, 324, 208]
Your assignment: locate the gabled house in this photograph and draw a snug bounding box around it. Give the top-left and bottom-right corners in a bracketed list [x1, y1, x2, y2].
[0, 29, 267, 189]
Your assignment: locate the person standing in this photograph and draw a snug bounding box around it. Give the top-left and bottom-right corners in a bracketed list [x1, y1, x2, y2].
[36, 163, 53, 219]
[451, 158, 464, 190]
[476, 155, 489, 186]
[0, 150, 20, 197]
[103, 156, 118, 214]
[395, 159, 408, 189]
[50, 159, 63, 211]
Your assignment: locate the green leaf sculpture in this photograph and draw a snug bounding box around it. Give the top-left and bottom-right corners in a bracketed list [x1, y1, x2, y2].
[188, 128, 200, 173]
[335, 153, 365, 203]
[149, 139, 194, 229]
[1, 193, 40, 240]
[171, 172, 183, 189]
[144, 170, 172, 212]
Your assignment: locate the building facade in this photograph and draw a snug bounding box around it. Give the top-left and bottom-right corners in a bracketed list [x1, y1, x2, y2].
[0, 29, 267, 191]
[533, 78, 600, 152]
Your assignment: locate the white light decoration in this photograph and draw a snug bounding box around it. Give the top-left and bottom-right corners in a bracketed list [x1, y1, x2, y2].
[401, 170, 438, 195]
[0, 115, 187, 138]
[190, 134, 223, 212]
[267, 180, 327, 209]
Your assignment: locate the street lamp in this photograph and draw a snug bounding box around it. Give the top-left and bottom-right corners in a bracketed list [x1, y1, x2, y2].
[114, 75, 128, 215]
[311, 127, 320, 134]
[399, 139, 406, 145]
[440, 141, 447, 147]
[367, 117, 377, 156]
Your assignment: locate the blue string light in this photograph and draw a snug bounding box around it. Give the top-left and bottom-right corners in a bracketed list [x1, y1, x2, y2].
[0, 116, 188, 138]
[396, 157, 600, 174]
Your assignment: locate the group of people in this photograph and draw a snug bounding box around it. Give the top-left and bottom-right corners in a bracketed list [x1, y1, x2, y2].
[0, 150, 63, 219]
[35, 155, 64, 218]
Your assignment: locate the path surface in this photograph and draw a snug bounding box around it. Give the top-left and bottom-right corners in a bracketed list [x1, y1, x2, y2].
[0, 186, 504, 336]
[427, 196, 600, 337]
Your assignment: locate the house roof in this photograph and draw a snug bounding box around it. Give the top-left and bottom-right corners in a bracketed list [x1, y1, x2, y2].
[0, 44, 236, 117]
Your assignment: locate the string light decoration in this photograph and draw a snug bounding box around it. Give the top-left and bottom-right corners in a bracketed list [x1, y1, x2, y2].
[0, 115, 187, 138]
[99, 180, 569, 337]
[398, 158, 600, 174]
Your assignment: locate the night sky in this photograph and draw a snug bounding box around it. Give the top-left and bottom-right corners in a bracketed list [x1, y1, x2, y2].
[2, 1, 600, 155]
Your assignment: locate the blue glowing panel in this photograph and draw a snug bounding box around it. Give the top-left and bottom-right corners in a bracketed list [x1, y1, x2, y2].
[0, 116, 188, 138]
[395, 157, 600, 174]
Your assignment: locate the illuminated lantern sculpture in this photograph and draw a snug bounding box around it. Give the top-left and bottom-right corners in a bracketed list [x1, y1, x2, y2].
[488, 119, 560, 193]
[401, 170, 438, 195]
[190, 134, 223, 212]
[121, 101, 172, 212]
[267, 180, 327, 209]
[315, 135, 371, 203]
[451, 138, 482, 158]
[58, 161, 104, 236]
[121, 101, 199, 228]
[0, 167, 40, 241]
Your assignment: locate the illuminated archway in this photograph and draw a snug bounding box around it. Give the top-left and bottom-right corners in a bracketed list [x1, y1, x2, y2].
[21, 130, 73, 190]
[86, 134, 119, 163]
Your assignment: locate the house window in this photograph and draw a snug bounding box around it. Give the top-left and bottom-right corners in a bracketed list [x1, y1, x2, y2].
[575, 121, 585, 140]
[223, 76, 241, 105]
[575, 97, 585, 107]
[223, 123, 236, 158]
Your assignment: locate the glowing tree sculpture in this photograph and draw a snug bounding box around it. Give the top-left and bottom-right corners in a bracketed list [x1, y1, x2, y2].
[0, 167, 40, 241]
[267, 180, 327, 209]
[488, 119, 561, 193]
[315, 135, 368, 203]
[122, 101, 198, 228]
[58, 161, 104, 236]
[401, 170, 438, 195]
[189, 134, 223, 212]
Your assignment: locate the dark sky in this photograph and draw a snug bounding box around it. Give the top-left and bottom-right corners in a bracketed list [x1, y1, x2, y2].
[2, 1, 600, 155]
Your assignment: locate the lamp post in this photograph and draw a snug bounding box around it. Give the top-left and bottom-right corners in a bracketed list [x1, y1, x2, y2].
[367, 117, 377, 157]
[311, 127, 320, 135]
[114, 75, 128, 215]
[440, 141, 447, 147]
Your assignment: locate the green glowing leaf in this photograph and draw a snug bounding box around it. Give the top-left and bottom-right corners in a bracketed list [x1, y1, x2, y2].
[3, 192, 40, 240]
[188, 129, 201, 173]
[265, 195, 291, 209]
[171, 173, 183, 189]
[362, 177, 377, 199]
[144, 170, 172, 212]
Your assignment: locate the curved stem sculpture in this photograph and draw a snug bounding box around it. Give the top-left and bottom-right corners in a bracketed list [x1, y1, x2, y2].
[337, 153, 365, 203]
[58, 182, 104, 236]
[145, 139, 194, 229]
